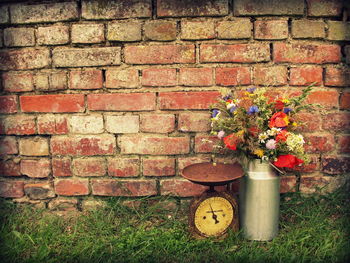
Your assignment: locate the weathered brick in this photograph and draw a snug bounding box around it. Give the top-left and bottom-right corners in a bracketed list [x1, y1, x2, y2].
[52, 158, 72, 177]
[200, 44, 270, 63]
[340, 92, 350, 110]
[51, 135, 116, 156]
[289, 66, 323, 86]
[105, 115, 139, 134]
[20, 159, 51, 178]
[72, 157, 106, 177]
[105, 69, 139, 89]
[159, 91, 219, 110]
[160, 179, 206, 197]
[178, 112, 211, 132]
[72, 23, 105, 44]
[178, 156, 212, 171]
[142, 68, 177, 87]
[304, 134, 335, 153]
[143, 158, 175, 177]
[300, 175, 344, 194]
[37, 25, 69, 45]
[24, 183, 55, 200]
[0, 137, 18, 155]
[92, 179, 157, 197]
[68, 115, 104, 134]
[0, 181, 24, 198]
[254, 20, 288, 40]
[280, 176, 297, 193]
[346, 45, 350, 64]
[20, 94, 85, 113]
[0, 48, 50, 70]
[339, 136, 350, 153]
[215, 67, 251, 86]
[307, 0, 343, 16]
[82, 0, 151, 19]
[253, 66, 287, 86]
[119, 135, 190, 155]
[19, 137, 49, 156]
[0, 160, 20, 177]
[0, 115, 36, 135]
[88, 93, 156, 111]
[0, 5, 9, 24]
[0, 95, 17, 114]
[179, 68, 213, 87]
[55, 179, 89, 196]
[292, 156, 318, 173]
[34, 71, 67, 91]
[194, 135, 219, 153]
[144, 20, 177, 41]
[69, 69, 103, 90]
[48, 197, 78, 211]
[107, 21, 141, 42]
[234, 0, 304, 15]
[2, 72, 34, 92]
[294, 112, 322, 132]
[327, 21, 350, 41]
[324, 68, 350, 87]
[181, 21, 215, 40]
[108, 157, 140, 177]
[273, 43, 341, 64]
[53, 47, 121, 68]
[322, 156, 350, 175]
[0, 29, 3, 47]
[10, 2, 78, 23]
[306, 90, 339, 109]
[322, 113, 350, 131]
[38, 115, 68, 135]
[140, 114, 175, 133]
[217, 19, 252, 39]
[4, 27, 35, 47]
[81, 199, 106, 210]
[125, 45, 195, 64]
[157, 0, 228, 17]
[291, 19, 325, 39]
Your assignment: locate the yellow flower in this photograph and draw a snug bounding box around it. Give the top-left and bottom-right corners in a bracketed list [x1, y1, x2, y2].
[237, 130, 245, 137]
[253, 149, 264, 158]
[292, 122, 298, 127]
[282, 98, 290, 104]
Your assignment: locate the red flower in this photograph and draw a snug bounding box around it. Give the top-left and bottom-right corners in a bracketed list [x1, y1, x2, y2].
[276, 130, 289, 142]
[223, 133, 241, 150]
[269, 112, 289, 128]
[274, 100, 284, 110]
[273, 154, 304, 168]
[249, 127, 259, 137]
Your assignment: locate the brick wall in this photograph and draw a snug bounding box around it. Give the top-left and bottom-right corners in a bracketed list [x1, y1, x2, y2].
[0, 0, 349, 210]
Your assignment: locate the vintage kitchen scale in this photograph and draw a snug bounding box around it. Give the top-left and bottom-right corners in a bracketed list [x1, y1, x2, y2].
[181, 162, 244, 238]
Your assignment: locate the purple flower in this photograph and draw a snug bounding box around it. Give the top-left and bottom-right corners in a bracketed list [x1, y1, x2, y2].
[222, 95, 232, 101]
[229, 106, 237, 113]
[217, 131, 226, 139]
[266, 139, 276, 150]
[248, 105, 259, 115]
[211, 109, 220, 118]
[283, 107, 292, 114]
[247, 87, 256, 93]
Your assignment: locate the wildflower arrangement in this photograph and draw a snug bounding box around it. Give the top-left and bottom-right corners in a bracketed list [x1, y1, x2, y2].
[210, 87, 313, 171]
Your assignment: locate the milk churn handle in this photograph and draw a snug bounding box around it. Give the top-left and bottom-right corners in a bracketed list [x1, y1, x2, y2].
[269, 162, 285, 175]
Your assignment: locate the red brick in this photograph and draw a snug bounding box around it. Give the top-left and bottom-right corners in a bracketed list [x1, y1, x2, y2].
[254, 20, 288, 40]
[69, 70, 103, 90]
[273, 43, 341, 64]
[125, 45, 195, 64]
[322, 113, 350, 131]
[0, 48, 50, 70]
[24, 183, 55, 200]
[324, 68, 350, 87]
[2, 72, 34, 92]
[178, 156, 212, 171]
[143, 158, 175, 177]
[157, 0, 228, 17]
[52, 158, 72, 177]
[19, 137, 49, 156]
[216, 19, 252, 39]
[0, 160, 20, 176]
[294, 112, 322, 132]
[34, 71, 67, 91]
[181, 21, 215, 40]
[0, 181, 24, 198]
[0, 137, 18, 155]
[322, 156, 350, 175]
[307, 0, 343, 16]
[292, 156, 318, 173]
[179, 68, 213, 87]
[178, 112, 210, 132]
[306, 90, 339, 109]
[253, 66, 287, 86]
[119, 135, 190, 155]
[289, 66, 323, 86]
[91, 179, 157, 197]
[71, 24, 105, 44]
[160, 179, 206, 197]
[144, 20, 177, 41]
[304, 134, 335, 153]
[234, 0, 304, 15]
[108, 158, 140, 177]
[142, 68, 177, 87]
[194, 135, 219, 153]
[159, 91, 219, 110]
[72, 157, 106, 177]
[340, 92, 350, 110]
[140, 114, 175, 133]
[0, 115, 36, 135]
[4, 27, 35, 47]
[68, 115, 104, 134]
[20, 159, 50, 178]
[105, 115, 139, 134]
[53, 47, 121, 67]
[51, 135, 116, 156]
[55, 179, 89, 196]
[215, 67, 251, 86]
[38, 114, 68, 135]
[200, 44, 270, 63]
[20, 94, 85, 113]
[0, 95, 18, 114]
[338, 136, 350, 153]
[88, 93, 156, 111]
[280, 176, 297, 193]
[37, 25, 69, 45]
[106, 69, 139, 89]
[82, 0, 151, 19]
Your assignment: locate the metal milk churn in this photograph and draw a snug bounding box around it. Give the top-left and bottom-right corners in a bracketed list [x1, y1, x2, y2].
[239, 159, 280, 241]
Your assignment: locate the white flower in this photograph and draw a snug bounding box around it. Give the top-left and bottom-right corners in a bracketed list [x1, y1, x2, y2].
[258, 132, 268, 143]
[226, 103, 236, 110]
[267, 127, 281, 136]
[286, 133, 305, 153]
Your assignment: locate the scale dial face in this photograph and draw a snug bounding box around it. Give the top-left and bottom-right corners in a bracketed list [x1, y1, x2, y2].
[194, 196, 234, 237]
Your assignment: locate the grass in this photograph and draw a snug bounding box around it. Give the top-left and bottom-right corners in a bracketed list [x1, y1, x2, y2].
[0, 188, 349, 263]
